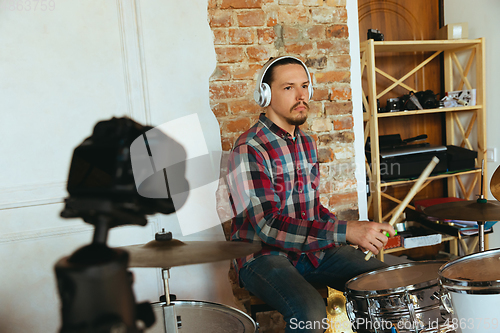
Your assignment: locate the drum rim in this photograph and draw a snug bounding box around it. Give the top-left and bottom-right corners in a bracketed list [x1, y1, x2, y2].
[438, 248, 500, 293]
[345, 260, 446, 296]
[153, 300, 256, 327]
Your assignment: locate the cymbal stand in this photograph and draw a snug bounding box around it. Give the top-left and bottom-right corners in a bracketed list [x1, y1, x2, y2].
[477, 159, 486, 252]
[161, 268, 180, 332]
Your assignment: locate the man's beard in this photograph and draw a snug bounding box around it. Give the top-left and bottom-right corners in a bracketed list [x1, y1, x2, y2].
[286, 101, 309, 126]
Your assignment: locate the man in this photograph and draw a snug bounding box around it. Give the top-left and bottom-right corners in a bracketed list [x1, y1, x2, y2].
[225, 56, 395, 333]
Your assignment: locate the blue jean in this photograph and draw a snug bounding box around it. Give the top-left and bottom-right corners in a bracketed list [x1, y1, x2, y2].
[239, 246, 387, 333]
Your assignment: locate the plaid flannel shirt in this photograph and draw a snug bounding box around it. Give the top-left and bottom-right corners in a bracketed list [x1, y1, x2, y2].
[226, 113, 347, 275]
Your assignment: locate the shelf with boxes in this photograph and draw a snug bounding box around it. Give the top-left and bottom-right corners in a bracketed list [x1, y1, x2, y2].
[360, 38, 487, 261]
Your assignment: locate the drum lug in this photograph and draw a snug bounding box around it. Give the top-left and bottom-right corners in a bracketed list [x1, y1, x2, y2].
[432, 290, 454, 314]
[345, 299, 356, 322]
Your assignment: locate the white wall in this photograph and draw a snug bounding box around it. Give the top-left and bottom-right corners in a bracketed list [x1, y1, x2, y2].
[0, 0, 234, 332]
[445, 1, 500, 249]
[347, 0, 368, 220]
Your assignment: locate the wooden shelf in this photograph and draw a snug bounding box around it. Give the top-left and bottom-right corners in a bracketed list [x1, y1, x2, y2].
[361, 38, 487, 261]
[363, 105, 482, 121]
[360, 39, 482, 53]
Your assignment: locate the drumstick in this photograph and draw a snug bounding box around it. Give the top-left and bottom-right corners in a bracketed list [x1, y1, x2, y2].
[364, 156, 440, 261]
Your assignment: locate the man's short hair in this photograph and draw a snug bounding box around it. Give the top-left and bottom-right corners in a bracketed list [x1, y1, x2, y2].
[262, 57, 306, 87]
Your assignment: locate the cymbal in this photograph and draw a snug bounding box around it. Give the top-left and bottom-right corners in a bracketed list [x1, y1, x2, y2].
[423, 200, 500, 222]
[120, 239, 261, 268]
[490, 165, 500, 201]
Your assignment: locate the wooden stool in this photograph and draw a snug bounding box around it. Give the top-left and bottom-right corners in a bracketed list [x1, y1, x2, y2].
[248, 287, 329, 320]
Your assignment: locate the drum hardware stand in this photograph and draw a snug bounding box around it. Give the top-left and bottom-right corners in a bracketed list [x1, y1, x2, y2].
[476, 159, 487, 252]
[155, 230, 182, 333]
[159, 268, 182, 332]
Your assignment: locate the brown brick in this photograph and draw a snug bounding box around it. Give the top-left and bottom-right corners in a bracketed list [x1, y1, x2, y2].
[326, 0, 346, 7]
[318, 148, 335, 163]
[305, 56, 327, 69]
[247, 45, 273, 62]
[232, 64, 261, 80]
[237, 10, 266, 27]
[311, 8, 347, 24]
[303, 0, 322, 6]
[305, 25, 326, 39]
[336, 208, 359, 221]
[285, 41, 314, 54]
[210, 82, 249, 100]
[311, 118, 332, 132]
[283, 25, 301, 40]
[308, 101, 323, 117]
[208, 0, 218, 9]
[326, 24, 348, 38]
[215, 46, 246, 62]
[257, 28, 276, 44]
[325, 101, 352, 115]
[330, 54, 351, 69]
[317, 40, 350, 54]
[318, 132, 354, 145]
[221, 0, 263, 9]
[221, 137, 234, 151]
[333, 116, 353, 130]
[312, 87, 329, 101]
[228, 99, 262, 114]
[314, 70, 350, 84]
[211, 102, 230, 117]
[278, 7, 309, 24]
[267, 11, 278, 27]
[229, 28, 257, 44]
[226, 118, 252, 132]
[212, 29, 228, 45]
[210, 10, 233, 27]
[330, 85, 352, 101]
[331, 161, 355, 178]
[329, 192, 358, 208]
[210, 65, 231, 81]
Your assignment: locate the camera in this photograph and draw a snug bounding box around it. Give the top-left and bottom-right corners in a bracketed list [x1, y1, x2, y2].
[367, 29, 384, 41]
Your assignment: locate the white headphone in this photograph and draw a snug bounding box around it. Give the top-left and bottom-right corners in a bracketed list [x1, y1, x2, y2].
[253, 56, 314, 108]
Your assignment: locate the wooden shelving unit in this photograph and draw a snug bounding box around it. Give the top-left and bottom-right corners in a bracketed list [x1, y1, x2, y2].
[360, 39, 487, 260]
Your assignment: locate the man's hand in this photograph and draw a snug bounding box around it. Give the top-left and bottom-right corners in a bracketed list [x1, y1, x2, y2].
[346, 221, 396, 255]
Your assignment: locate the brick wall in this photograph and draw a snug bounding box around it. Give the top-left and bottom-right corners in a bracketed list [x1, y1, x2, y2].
[208, 0, 358, 330]
[209, 0, 359, 221]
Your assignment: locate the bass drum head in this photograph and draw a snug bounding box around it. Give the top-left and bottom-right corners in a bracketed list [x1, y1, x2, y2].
[346, 261, 445, 295]
[147, 300, 256, 333]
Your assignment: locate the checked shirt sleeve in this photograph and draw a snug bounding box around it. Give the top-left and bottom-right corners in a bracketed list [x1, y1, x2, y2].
[227, 144, 347, 253]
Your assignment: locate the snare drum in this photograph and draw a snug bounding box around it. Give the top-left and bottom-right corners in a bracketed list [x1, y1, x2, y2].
[345, 261, 454, 333]
[147, 300, 257, 333]
[439, 248, 500, 333]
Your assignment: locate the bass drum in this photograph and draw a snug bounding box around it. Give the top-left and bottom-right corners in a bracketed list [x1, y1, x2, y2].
[345, 261, 454, 333]
[439, 248, 500, 333]
[147, 300, 257, 333]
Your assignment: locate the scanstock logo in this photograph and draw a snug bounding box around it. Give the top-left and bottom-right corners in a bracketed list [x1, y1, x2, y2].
[129, 114, 223, 236]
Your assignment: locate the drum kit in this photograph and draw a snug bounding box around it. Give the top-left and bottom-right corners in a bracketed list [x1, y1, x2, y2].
[57, 117, 498, 333]
[343, 163, 500, 333]
[121, 163, 500, 333]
